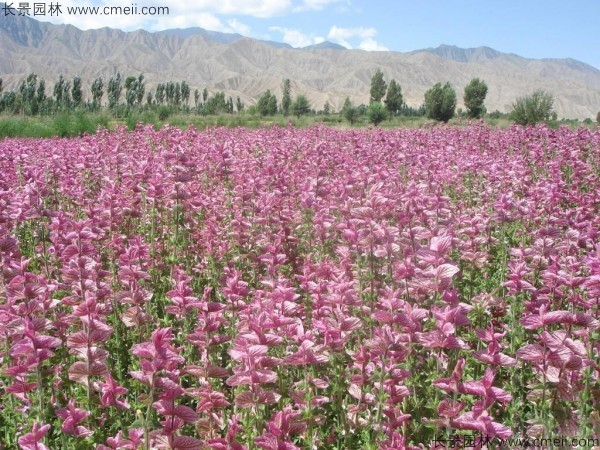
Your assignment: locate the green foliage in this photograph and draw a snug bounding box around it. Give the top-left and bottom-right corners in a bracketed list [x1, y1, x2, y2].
[71, 75, 83, 108]
[596, 111, 600, 124]
[107, 72, 122, 112]
[180, 80, 190, 106]
[53, 74, 64, 108]
[511, 89, 554, 125]
[342, 97, 359, 125]
[292, 94, 311, 118]
[281, 79, 292, 116]
[155, 83, 165, 105]
[0, 112, 110, 138]
[91, 77, 103, 110]
[424, 82, 457, 122]
[464, 78, 488, 119]
[384, 79, 403, 116]
[487, 110, 505, 120]
[236, 96, 244, 113]
[53, 110, 97, 136]
[203, 92, 229, 115]
[53, 74, 72, 110]
[257, 90, 278, 116]
[366, 101, 388, 125]
[370, 68, 387, 103]
[158, 105, 170, 120]
[0, 116, 51, 137]
[20, 73, 40, 115]
[0, 90, 18, 114]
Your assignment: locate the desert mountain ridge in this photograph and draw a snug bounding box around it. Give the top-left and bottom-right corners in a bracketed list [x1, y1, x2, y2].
[1, 13, 599, 119]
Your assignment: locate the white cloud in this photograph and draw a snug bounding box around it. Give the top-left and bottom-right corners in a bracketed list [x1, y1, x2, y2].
[227, 19, 252, 35]
[358, 37, 388, 52]
[40, 0, 289, 31]
[293, 0, 347, 12]
[328, 25, 376, 40]
[48, 0, 254, 35]
[150, 12, 229, 32]
[169, 0, 292, 18]
[269, 26, 325, 48]
[327, 25, 387, 51]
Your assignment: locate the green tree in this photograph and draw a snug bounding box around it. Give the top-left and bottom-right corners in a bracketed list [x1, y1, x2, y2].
[71, 76, 83, 108]
[370, 68, 387, 103]
[107, 72, 122, 112]
[36, 78, 46, 107]
[166, 82, 175, 105]
[53, 74, 66, 109]
[125, 75, 138, 108]
[367, 101, 388, 125]
[292, 94, 310, 118]
[281, 78, 292, 116]
[384, 79, 403, 116]
[597, 111, 600, 124]
[62, 80, 72, 109]
[342, 97, 359, 125]
[257, 90, 277, 116]
[204, 91, 228, 114]
[0, 78, 3, 95]
[203, 87, 208, 103]
[463, 78, 488, 119]
[91, 77, 103, 110]
[155, 83, 165, 105]
[0, 90, 17, 113]
[22, 73, 39, 115]
[173, 82, 181, 107]
[136, 74, 145, 107]
[194, 89, 200, 108]
[180, 80, 190, 106]
[511, 90, 554, 125]
[323, 101, 331, 115]
[424, 82, 457, 122]
[236, 96, 244, 113]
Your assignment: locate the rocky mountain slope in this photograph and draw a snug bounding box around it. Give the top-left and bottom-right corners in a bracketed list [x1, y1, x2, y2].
[1, 15, 599, 119]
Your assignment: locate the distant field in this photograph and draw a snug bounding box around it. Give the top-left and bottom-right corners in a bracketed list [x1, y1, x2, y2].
[0, 111, 536, 139]
[0, 125, 598, 449]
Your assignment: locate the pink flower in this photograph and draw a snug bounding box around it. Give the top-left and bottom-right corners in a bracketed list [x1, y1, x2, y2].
[55, 398, 93, 437]
[99, 374, 130, 409]
[18, 422, 51, 450]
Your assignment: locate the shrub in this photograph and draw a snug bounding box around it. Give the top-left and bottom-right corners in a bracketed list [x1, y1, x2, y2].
[158, 105, 170, 121]
[511, 90, 554, 125]
[424, 82, 456, 122]
[292, 94, 311, 118]
[342, 97, 359, 125]
[367, 101, 388, 126]
[463, 78, 488, 119]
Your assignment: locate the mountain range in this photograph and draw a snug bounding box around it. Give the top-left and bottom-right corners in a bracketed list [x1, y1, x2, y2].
[1, 13, 599, 119]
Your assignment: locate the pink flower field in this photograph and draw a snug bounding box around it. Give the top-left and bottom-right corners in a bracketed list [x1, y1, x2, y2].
[0, 124, 599, 449]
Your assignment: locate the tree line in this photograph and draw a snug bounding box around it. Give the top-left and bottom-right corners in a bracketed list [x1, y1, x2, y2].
[338, 68, 562, 126]
[0, 72, 246, 118]
[0, 70, 591, 126]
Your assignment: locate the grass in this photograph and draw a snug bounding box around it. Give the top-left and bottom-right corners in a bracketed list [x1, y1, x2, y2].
[0, 112, 112, 138]
[1, 110, 595, 139]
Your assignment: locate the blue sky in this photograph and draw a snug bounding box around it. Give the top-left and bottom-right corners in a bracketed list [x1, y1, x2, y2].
[39, 0, 600, 68]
